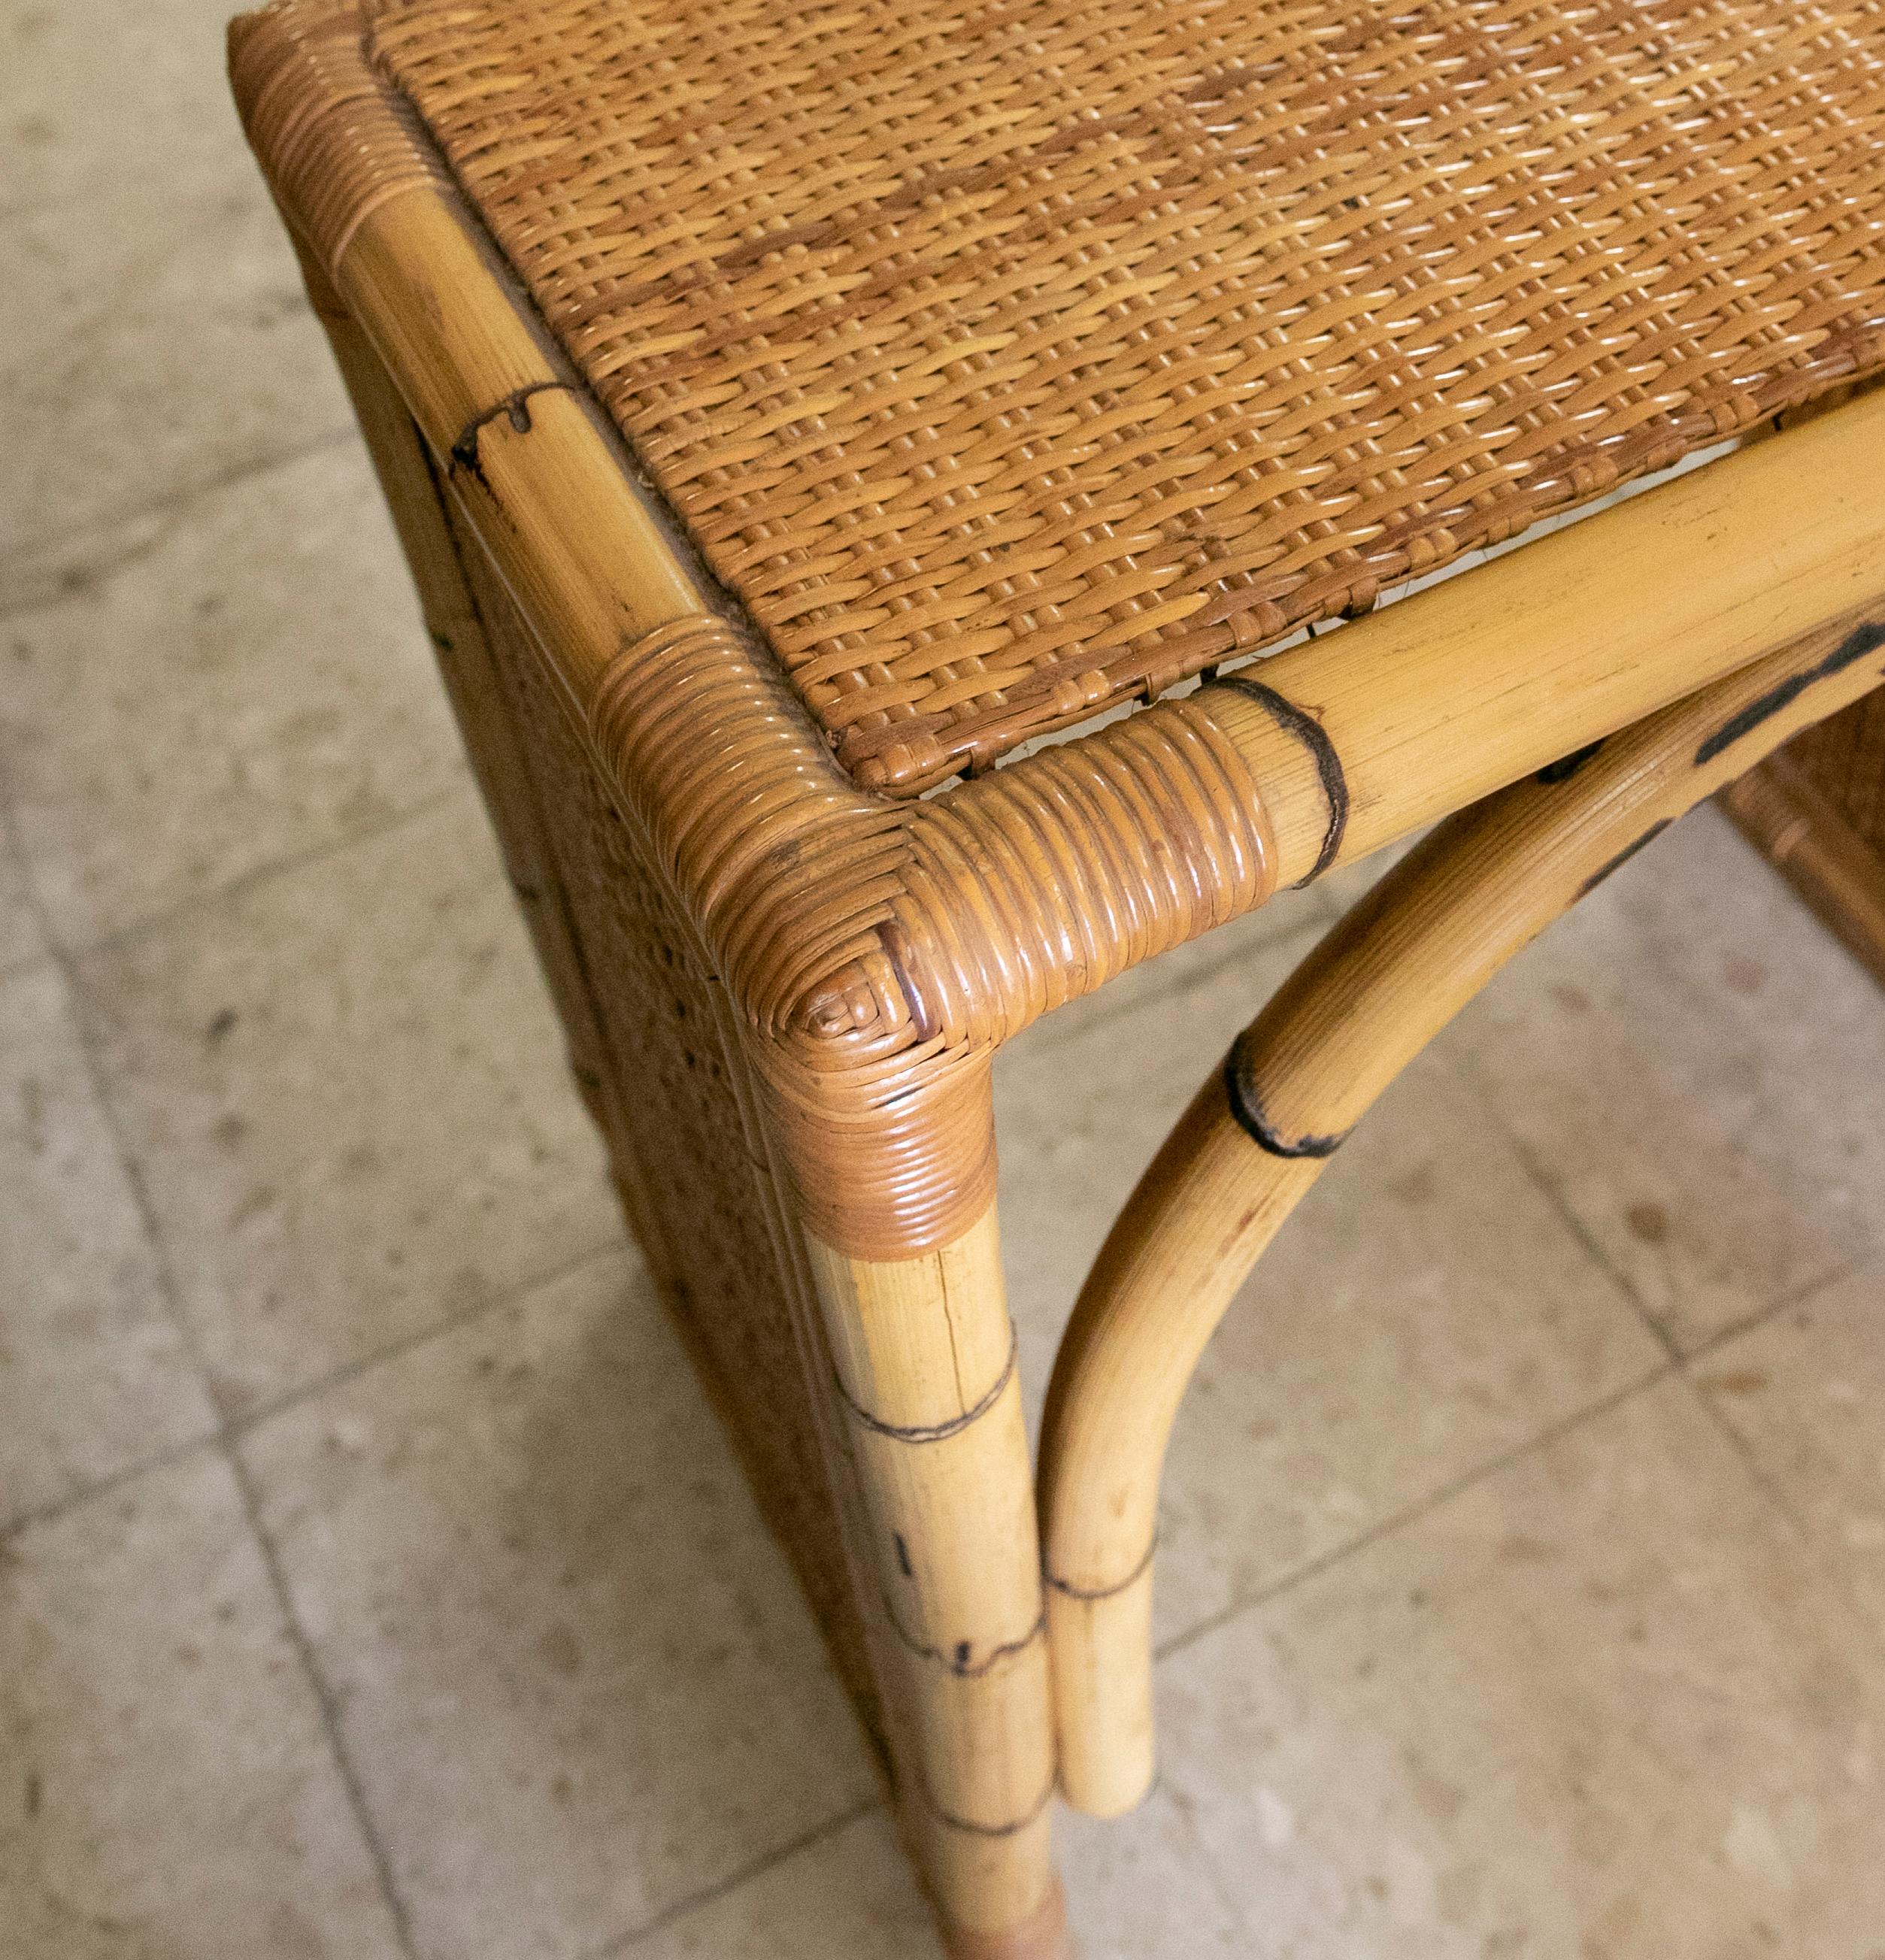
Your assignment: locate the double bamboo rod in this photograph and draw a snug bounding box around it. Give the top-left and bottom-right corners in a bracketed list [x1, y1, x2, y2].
[1038, 607, 1885, 1818]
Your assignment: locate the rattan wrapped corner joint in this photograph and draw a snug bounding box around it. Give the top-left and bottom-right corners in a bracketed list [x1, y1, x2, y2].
[229, 2, 1885, 1953]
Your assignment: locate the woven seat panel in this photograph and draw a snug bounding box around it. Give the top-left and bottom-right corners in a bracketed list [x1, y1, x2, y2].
[365, 0, 1885, 792]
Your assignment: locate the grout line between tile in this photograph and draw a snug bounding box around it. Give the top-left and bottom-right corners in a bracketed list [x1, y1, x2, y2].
[1438, 1042, 1686, 1365]
[1680, 1253, 1885, 1679]
[0, 1231, 634, 1550]
[0, 426, 362, 621]
[1436, 1041, 1863, 1549]
[1153, 1355, 1674, 1668]
[225, 1436, 424, 1955]
[1675, 1256, 1874, 1546]
[588, 1797, 885, 1957]
[1681, 1256, 1862, 1368]
[229, 1229, 633, 1440]
[59, 771, 471, 969]
[0, 1426, 223, 1545]
[2, 777, 424, 1960]
[1675, 1368, 1814, 1543]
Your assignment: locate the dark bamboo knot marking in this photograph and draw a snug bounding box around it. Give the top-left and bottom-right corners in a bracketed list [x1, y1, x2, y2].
[1694, 620, 1885, 765]
[1537, 738, 1605, 784]
[834, 1322, 1017, 1442]
[881, 1594, 1047, 1680]
[1223, 1045, 1350, 1159]
[447, 382, 567, 475]
[1219, 675, 1350, 883]
[1044, 1535, 1157, 1601]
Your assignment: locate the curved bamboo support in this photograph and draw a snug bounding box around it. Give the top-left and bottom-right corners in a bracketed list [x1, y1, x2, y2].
[805, 1200, 1066, 1960]
[1039, 613, 1885, 1818]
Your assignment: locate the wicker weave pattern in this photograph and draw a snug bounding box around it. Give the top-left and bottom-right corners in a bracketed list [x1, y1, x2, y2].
[365, 0, 1885, 790]
[465, 530, 886, 1727]
[364, 2, 1880, 795]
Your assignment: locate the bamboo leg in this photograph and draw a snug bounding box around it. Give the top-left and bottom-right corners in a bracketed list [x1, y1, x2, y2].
[1041, 623, 1885, 1818]
[1038, 1095, 1320, 1819]
[804, 1204, 1068, 1960]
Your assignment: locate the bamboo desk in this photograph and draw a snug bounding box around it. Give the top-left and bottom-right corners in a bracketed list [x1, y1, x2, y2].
[232, 2, 1885, 1951]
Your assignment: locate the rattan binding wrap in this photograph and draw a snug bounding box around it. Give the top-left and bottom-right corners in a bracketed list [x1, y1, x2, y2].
[361, 0, 1885, 792]
[232, 0, 1885, 1268]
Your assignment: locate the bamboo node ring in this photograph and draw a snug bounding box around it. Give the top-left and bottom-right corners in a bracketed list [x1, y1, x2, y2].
[832, 1322, 1018, 1442]
[1219, 675, 1349, 883]
[1043, 1535, 1157, 1601]
[883, 1597, 1048, 1679]
[447, 382, 569, 475]
[1223, 1047, 1351, 1159]
[921, 1769, 1058, 1840]
[1694, 621, 1885, 767]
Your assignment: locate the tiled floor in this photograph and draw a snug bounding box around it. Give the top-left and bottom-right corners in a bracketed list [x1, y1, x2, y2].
[4, 11, 1884, 1958]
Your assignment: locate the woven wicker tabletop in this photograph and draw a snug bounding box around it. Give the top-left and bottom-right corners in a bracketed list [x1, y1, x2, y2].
[360, 0, 1885, 792]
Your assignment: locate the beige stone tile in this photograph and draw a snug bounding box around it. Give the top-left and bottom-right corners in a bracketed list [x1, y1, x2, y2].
[2, 0, 256, 212]
[630, 1794, 1251, 1958]
[0, 0, 351, 556]
[626, 1810, 941, 1959]
[1158, 1377, 1885, 1958]
[75, 785, 620, 1414]
[1055, 1794, 1253, 1958]
[1, 964, 214, 1529]
[239, 1247, 877, 1960]
[0, 1448, 404, 1960]
[1450, 806, 1885, 1352]
[0, 811, 48, 978]
[0, 177, 353, 573]
[1694, 1253, 1885, 1648]
[996, 921, 1660, 1645]
[4, 440, 463, 952]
